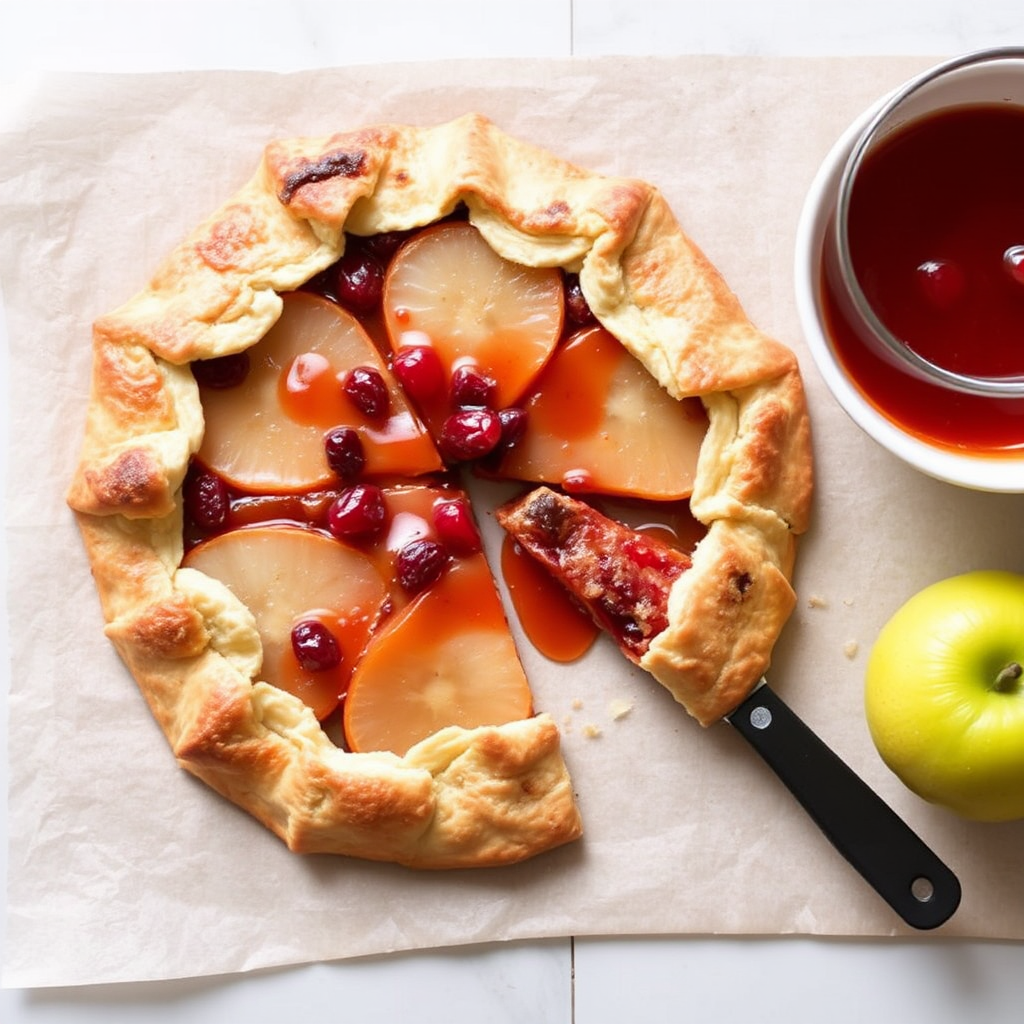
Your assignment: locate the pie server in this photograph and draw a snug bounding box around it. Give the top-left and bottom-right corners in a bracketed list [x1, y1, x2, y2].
[724, 679, 961, 930]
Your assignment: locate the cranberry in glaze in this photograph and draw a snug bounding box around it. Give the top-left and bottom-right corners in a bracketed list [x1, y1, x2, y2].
[343, 365, 390, 418]
[478, 407, 529, 472]
[396, 538, 449, 594]
[392, 344, 446, 403]
[496, 407, 528, 449]
[432, 497, 482, 555]
[438, 408, 503, 462]
[184, 468, 230, 530]
[1004, 245, 1024, 287]
[324, 426, 366, 481]
[562, 469, 595, 492]
[916, 259, 966, 310]
[564, 272, 595, 325]
[192, 351, 251, 389]
[450, 365, 497, 408]
[334, 248, 385, 313]
[327, 483, 387, 538]
[291, 619, 342, 672]
[360, 230, 411, 265]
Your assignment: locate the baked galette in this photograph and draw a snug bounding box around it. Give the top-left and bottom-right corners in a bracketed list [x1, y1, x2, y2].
[67, 114, 812, 868]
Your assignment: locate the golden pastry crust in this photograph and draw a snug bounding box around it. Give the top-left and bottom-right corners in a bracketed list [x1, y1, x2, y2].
[68, 113, 812, 864]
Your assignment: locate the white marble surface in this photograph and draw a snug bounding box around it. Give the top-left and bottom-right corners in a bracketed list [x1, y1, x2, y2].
[2, 2, 1024, 1021]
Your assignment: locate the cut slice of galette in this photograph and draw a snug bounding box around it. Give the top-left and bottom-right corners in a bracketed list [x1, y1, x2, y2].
[67, 114, 812, 868]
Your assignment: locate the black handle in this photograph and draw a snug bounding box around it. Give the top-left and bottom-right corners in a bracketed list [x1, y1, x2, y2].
[727, 682, 961, 930]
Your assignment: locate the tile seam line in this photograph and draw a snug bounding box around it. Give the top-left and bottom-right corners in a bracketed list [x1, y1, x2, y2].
[570, 935, 576, 1023]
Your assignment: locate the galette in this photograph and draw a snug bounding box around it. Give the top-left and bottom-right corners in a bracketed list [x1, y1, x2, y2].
[67, 114, 812, 868]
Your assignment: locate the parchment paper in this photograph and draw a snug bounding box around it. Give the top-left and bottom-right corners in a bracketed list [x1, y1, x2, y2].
[3, 55, 1024, 989]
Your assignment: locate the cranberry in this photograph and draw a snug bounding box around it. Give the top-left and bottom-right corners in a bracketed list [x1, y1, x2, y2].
[327, 483, 387, 538]
[620, 619, 646, 645]
[291, 619, 342, 672]
[392, 344, 446, 403]
[396, 538, 449, 594]
[432, 498, 482, 555]
[564, 272, 594, 325]
[334, 248, 384, 312]
[324, 426, 366, 481]
[438, 408, 503, 462]
[361, 230, 410, 264]
[450, 365, 497, 408]
[916, 259, 965, 309]
[562, 469, 594, 492]
[183, 468, 229, 530]
[343, 365, 389, 418]
[496, 407, 528, 449]
[191, 351, 251, 389]
[477, 407, 529, 472]
[1004, 245, 1024, 287]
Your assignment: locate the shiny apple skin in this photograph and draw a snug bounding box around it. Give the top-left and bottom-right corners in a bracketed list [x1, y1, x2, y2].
[865, 570, 1024, 822]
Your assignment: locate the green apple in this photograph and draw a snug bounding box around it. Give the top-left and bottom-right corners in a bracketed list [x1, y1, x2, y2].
[865, 570, 1024, 822]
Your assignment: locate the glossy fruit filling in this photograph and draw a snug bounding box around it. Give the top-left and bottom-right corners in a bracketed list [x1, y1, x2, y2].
[496, 488, 693, 663]
[183, 210, 706, 754]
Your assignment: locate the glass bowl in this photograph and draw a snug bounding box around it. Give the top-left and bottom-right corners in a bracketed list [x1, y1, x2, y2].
[794, 47, 1024, 492]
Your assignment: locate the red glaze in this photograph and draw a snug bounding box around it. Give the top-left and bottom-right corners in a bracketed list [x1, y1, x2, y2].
[826, 104, 1024, 452]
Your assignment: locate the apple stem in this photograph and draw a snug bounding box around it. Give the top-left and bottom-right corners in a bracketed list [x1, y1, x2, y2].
[993, 661, 1023, 693]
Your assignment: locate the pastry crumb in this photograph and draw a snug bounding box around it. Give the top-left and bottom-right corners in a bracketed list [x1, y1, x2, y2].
[807, 594, 828, 609]
[571, 698, 584, 711]
[608, 698, 633, 721]
[843, 640, 859, 659]
[582, 723, 602, 739]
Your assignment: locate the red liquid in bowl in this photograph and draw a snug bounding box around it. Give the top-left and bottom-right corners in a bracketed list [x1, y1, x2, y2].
[823, 104, 1024, 454]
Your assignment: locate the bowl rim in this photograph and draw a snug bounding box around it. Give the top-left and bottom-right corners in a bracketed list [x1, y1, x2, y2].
[832, 46, 1024, 398]
[793, 56, 1024, 494]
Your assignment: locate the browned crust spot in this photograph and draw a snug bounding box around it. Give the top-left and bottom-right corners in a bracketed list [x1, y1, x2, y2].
[84, 448, 166, 511]
[106, 594, 209, 660]
[278, 149, 368, 204]
[194, 203, 268, 271]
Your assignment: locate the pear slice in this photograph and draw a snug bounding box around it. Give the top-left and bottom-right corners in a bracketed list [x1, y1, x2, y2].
[497, 325, 707, 500]
[197, 291, 441, 493]
[183, 525, 389, 720]
[382, 221, 564, 416]
[343, 555, 533, 756]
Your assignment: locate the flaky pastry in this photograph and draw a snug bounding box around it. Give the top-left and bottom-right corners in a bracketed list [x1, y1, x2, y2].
[67, 114, 812, 867]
